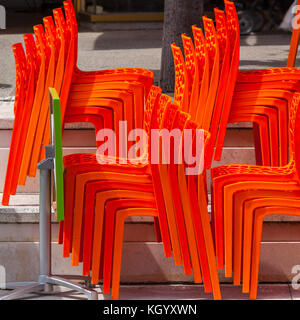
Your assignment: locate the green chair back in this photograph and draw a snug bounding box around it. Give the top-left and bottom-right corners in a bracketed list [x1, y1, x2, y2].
[49, 87, 64, 221]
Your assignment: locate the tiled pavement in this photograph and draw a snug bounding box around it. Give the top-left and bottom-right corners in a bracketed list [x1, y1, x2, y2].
[0, 284, 299, 300]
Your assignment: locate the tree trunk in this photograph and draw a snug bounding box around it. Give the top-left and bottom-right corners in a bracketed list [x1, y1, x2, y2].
[160, 0, 204, 92]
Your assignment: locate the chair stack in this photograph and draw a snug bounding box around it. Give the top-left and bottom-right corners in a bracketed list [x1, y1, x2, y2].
[3, 0, 300, 300]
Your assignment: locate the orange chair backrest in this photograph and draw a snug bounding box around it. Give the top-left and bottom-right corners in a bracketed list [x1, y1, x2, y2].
[53, 9, 67, 95]
[171, 43, 189, 113]
[215, 8, 229, 72]
[204, 8, 231, 169]
[10, 36, 36, 190]
[151, 94, 172, 131]
[27, 19, 58, 177]
[13, 43, 27, 116]
[16, 25, 49, 185]
[213, 0, 240, 162]
[224, 0, 240, 69]
[1, 43, 27, 205]
[192, 25, 209, 125]
[181, 34, 199, 119]
[143, 85, 162, 136]
[287, 0, 300, 67]
[64, 0, 79, 69]
[201, 16, 220, 131]
[59, 2, 76, 122]
[22, 35, 36, 119]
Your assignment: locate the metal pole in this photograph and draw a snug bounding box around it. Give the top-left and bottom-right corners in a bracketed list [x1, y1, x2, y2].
[39, 167, 52, 277]
[39, 165, 53, 293]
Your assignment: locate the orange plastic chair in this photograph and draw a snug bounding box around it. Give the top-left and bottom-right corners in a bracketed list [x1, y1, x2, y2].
[28, 5, 146, 178]
[59, 92, 176, 291]
[80, 182, 155, 276]
[171, 43, 189, 113]
[205, 8, 231, 169]
[15, 18, 119, 184]
[101, 104, 182, 296]
[60, 86, 163, 258]
[211, 2, 284, 167]
[211, 93, 300, 296]
[2, 42, 28, 205]
[2, 1, 154, 204]
[211, 92, 300, 277]
[250, 204, 300, 299]
[214, 0, 300, 167]
[238, 101, 300, 290]
[61, 96, 184, 296]
[185, 128, 221, 300]
[177, 119, 215, 294]
[176, 16, 219, 128]
[230, 188, 299, 287]
[213, 0, 240, 161]
[229, 104, 280, 167]
[168, 112, 203, 285]
[241, 191, 300, 294]
[38, 7, 137, 158]
[108, 112, 217, 299]
[201, 16, 220, 132]
[169, 11, 227, 282]
[181, 33, 199, 118]
[192, 25, 210, 124]
[17, 24, 49, 186]
[231, 92, 292, 166]
[150, 32, 223, 295]
[158, 107, 191, 274]
[100, 97, 179, 292]
[172, 16, 220, 143]
[78, 94, 175, 281]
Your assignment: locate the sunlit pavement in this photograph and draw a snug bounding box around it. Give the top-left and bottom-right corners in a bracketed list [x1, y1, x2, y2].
[0, 18, 295, 100]
[0, 283, 299, 300]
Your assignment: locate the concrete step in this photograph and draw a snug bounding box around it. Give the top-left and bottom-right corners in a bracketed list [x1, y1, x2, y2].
[0, 283, 297, 300]
[0, 128, 256, 193]
[1, 241, 300, 284]
[1, 193, 300, 283]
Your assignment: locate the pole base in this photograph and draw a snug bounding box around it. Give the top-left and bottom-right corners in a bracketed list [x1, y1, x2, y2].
[0, 275, 98, 300]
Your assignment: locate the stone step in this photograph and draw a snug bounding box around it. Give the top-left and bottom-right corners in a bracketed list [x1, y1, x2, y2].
[0, 241, 300, 284]
[1, 217, 300, 243]
[0, 283, 297, 300]
[0, 98, 256, 193]
[0, 145, 256, 193]
[2, 193, 300, 222]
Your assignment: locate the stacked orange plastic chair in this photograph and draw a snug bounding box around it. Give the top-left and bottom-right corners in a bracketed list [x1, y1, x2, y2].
[109, 110, 219, 299]
[211, 89, 299, 284]
[53, 1, 223, 298]
[2, 0, 153, 207]
[212, 92, 300, 299]
[59, 86, 168, 273]
[213, 0, 300, 168]
[171, 14, 220, 144]
[169, 6, 239, 299]
[59, 85, 221, 299]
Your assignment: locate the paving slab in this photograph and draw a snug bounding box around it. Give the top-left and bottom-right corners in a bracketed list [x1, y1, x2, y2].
[0, 284, 293, 300]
